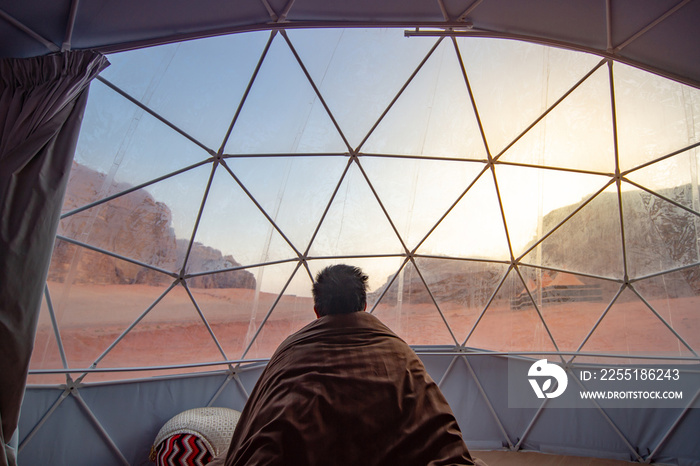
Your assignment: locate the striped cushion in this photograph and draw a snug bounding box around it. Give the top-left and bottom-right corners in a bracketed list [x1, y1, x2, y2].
[155, 433, 213, 466]
[150, 407, 241, 465]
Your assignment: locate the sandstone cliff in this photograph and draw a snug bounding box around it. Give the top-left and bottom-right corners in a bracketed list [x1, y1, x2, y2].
[49, 162, 255, 289]
[374, 184, 699, 304]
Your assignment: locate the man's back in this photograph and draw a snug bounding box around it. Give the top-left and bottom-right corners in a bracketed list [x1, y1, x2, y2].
[224, 312, 474, 466]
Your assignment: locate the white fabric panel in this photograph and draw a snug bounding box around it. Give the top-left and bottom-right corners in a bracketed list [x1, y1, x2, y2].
[18, 355, 700, 465]
[19, 372, 247, 465]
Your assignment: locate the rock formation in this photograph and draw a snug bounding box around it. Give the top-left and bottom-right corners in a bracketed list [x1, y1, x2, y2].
[373, 184, 699, 304]
[49, 162, 255, 289]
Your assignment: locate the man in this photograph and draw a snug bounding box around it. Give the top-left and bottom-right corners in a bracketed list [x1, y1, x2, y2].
[222, 264, 478, 465]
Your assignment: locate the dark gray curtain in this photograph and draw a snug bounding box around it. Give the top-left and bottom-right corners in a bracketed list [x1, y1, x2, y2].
[0, 50, 108, 466]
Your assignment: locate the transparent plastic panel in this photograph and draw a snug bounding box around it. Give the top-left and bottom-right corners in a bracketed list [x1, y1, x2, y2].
[99, 42, 180, 104]
[191, 163, 299, 271]
[514, 267, 622, 353]
[371, 260, 458, 346]
[632, 266, 700, 355]
[521, 184, 624, 279]
[410, 257, 510, 345]
[227, 155, 349, 253]
[72, 80, 212, 199]
[362, 39, 487, 160]
[189, 261, 303, 361]
[624, 147, 700, 215]
[102, 32, 273, 149]
[498, 65, 614, 173]
[238, 263, 316, 360]
[308, 162, 407, 257]
[224, 33, 348, 154]
[495, 164, 611, 258]
[360, 157, 486, 252]
[416, 168, 511, 261]
[464, 268, 559, 353]
[285, 28, 439, 149]
[43, 258, 175, 380]
[58, 164, 212, 275]
[614, 61, 700, 172]
[578, 288, 695, 358]
[91, 283, 226, 382]
[456, 37, 603, 157]
[28, 289, 66, 385]
[622, 180, 700, 278]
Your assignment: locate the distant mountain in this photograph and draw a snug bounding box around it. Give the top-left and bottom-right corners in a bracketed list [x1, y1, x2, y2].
[176, 239, 256, 289]
[49, 161, 256, 289]
[371, 258, 507, 305]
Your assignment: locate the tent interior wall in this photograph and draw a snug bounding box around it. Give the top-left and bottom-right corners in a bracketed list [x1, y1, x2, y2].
[1, 1, 699, 465]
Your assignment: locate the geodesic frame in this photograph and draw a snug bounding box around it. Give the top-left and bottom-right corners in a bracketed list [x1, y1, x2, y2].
[19, 18, 700, 466]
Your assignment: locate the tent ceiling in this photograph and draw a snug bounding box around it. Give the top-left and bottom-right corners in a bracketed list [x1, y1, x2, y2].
[1, 0, 699, 88]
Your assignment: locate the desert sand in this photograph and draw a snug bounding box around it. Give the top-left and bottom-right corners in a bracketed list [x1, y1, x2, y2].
[28, 282, 700, 384]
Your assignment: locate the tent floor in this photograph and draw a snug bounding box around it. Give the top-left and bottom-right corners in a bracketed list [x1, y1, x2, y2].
[473, 450, 638, 465]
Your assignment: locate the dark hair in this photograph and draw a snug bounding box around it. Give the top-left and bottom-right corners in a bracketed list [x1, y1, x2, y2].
[312, 264, 368, 316]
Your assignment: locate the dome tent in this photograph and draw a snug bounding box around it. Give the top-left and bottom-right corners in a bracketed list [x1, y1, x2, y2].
[1, 1, 699, 465]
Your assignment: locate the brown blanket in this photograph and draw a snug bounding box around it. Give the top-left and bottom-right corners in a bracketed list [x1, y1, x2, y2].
[224, 312, 475, 465]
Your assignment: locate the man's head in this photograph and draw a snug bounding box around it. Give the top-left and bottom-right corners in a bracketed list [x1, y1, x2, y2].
[312, 264, 368, 317]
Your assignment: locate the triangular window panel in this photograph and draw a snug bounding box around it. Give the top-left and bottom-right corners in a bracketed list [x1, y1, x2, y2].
[189, 261, 302, 361]
[411, 257, 509, 345]
[362, 39, 487, 160]
[92, 283, 225, 382]
[456, 37, 604, 157]
[464, 268, 559, 353]
[496, 164, 611, 257]
[613, 61, 700, 172]
[632, 266, 700, 355]
[227, 155, 348, 252]
[190, 163, 299, 273]
[624, 147, 700, 215]
[286, 28, 439, 150]
[621, 180, 700, 278]
[515, 266, 621, 353]
[237, 263, 316, 360]
[73, 80, 212, 194]
[371, 260, 458, 346]
[360, 157, 487, 251]
[578, 287, 694, 358]
[498, 65, 615, 173]
[103, 32, 272, 150]
[58, 164, 212, 275]
[224, 33, 348, 155]
[308, 162, 407, 257]
[99, 42, 180, 102]
[28, 290, 66, 385]
[42, 263, 174, 378]
[521, 184, 624, 279]
[416, 168, 511, 261]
